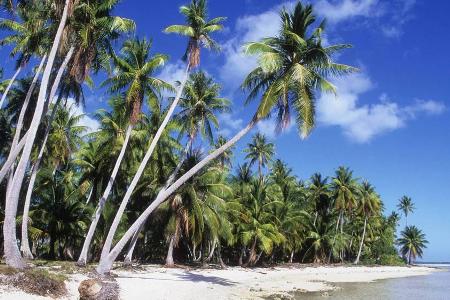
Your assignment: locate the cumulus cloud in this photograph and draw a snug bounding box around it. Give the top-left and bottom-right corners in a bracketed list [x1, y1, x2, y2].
[317, 73, 446, 143]
[315, 0, 381, 23]
[217, 113, 244, 137]
[256, 118, 294, 140]
[219, 5, 282, 93]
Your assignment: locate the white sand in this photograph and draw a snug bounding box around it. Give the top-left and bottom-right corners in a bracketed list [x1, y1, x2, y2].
[0, 265, 436, 299]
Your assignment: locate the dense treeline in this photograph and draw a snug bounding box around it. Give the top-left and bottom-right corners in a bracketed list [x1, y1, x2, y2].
[0, 0, 427, 273]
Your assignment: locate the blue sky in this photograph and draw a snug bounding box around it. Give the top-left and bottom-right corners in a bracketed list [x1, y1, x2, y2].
[3, 0, 449, 261]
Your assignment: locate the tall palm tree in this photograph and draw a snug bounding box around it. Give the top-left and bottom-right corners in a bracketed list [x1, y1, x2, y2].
[96, 1, 354, 274]
[98, 0, 225, 265]
[244, 133, 274, 179]
[309, 173, 331, 226]
[397, 225, 428, 265]
[77, 38, 170, 266]
[354, 181, 381, 264]
[397, 196, 415, 226]
[3, 0, 72, 269]
[329, 166, 358, 262]
[124, 72, 229, 265]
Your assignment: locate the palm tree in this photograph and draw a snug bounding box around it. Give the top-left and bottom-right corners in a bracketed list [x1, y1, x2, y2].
[397, 225, 428, 265]
[397, 196, 415, 226]
[96, 1, 354, 274]
[329, 166, 358, 262]
[124, 72, 229, 265]
[78, 38, 170, 266]
[244, 133, 274, 179]
[354, 181, 381, 264]
[3, 0, 72, 269]
[214, 136, 233, 170]
[0, 3, 49, 109]
[97, 0, 225, 266]
[309, 173, 331, 226]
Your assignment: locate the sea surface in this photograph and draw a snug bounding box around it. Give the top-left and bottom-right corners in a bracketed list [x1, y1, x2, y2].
[295, 264, 450, 300]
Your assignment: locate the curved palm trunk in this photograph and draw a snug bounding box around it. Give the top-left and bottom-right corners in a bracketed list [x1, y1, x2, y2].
[0, 135, 27, 183]
[354, 216, 367, 265]
[20, 95, 64, 259]
[97, 119, 257, 274]
[76, 124, 133, 266]
[99, 64, 191, 261]
[3, 0, 70, 269]
[0, 66, 22, 109]
[122, 137, 194, 264]
[165, 235, 176, 267]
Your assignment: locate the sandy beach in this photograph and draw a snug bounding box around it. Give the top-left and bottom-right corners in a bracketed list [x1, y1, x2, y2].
[0, 265, 436, 299]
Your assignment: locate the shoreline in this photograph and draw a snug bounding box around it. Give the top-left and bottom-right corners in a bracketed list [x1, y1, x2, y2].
[0, 264, 439, 299]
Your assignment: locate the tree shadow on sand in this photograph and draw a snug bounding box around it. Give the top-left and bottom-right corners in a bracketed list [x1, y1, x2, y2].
[175, 272, 237, 286]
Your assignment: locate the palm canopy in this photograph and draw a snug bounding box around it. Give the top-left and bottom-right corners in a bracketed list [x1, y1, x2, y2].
[397, 225, 428, 264]
[0, 1, 50, 67]
[176, 71, 230, 144]
[164, 0, 226, 68]
[244, 133, 275, 177]
[242, 1, 356, 137]
[397, 196, 415, 219]
[357, 181, 381, 219]
[68, 0, 135, 83]
[102, 38, 172, 124]
[332, 166, 359, 214]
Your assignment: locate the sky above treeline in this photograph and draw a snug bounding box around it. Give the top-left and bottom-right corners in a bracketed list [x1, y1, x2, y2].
[2, 0, 449, 261]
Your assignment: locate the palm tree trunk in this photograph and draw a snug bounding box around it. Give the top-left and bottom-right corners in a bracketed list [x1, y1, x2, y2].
[121, 137, 194, 264]
[0, 55, 47, 184]
[245, 237, 258, 267]
[205, 240, 216, 263]
[0, 135, 27, 183]
[123, 222, 143, 266]
[238, 246, 245, 266]
[354, 216, 367, 265]
[165, 235, 175, 267]
[0, 66, 22, 109]
[3, 0, 70, 269]
[96, 118, 257, 274]
[289, 250, 294, 263]
[99, 64, 191, 261]
[20, 95, 64, 259]
[77, 124, 133, 266]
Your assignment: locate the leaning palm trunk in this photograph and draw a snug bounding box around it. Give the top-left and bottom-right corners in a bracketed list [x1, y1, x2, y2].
[0, 66, 22, 109]
[354, 216, 367, 264]
[20, 94, 66, 259]
[97, 118, 257, 274]
[99, 64, 190, 261]
[122, 137, 193, 264]
[165, 235, 176, 267]
[3, 0, 70, 269]
[0, 135, 27, 183]
[77, 124, 133, 266]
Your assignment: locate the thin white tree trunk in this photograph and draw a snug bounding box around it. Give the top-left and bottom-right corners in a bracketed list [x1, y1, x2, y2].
[20, 95, 64, 259]
[205, 240, 216, 263]
[0, 66, 22, 109]
[97, 119, 257, 274]
[3, 0, 70, 269]
[0, 135, 27, 183]
[165, 235, 175, 267]
[99, 64, 191, 261]
[77, 124, 133, 266]
[122, 137, 193, 263]
[354, 216, 367, 264]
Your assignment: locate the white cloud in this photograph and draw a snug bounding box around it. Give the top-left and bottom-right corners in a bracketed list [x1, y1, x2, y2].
[158, 61, 186, 86]
[256, 118, 294, 140]
[219, 5, 283, 93]
[315, 0, 381, 23]
[317, 73, 446, 143]
[217, 113, 243, 137]
[64, 98, 100, 134]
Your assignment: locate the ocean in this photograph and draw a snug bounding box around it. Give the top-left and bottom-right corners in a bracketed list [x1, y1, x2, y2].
[295, 264, 450, 300]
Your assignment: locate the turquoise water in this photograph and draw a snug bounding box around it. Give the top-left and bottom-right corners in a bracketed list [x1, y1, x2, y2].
[295, 265, 450, 300]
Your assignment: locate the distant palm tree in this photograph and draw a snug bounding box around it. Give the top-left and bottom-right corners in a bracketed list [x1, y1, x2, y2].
[397, 225, 428, 265]
[244, 133, 274, 179]
[397, 196, 415, 226]
[354, 181, 381, 264]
